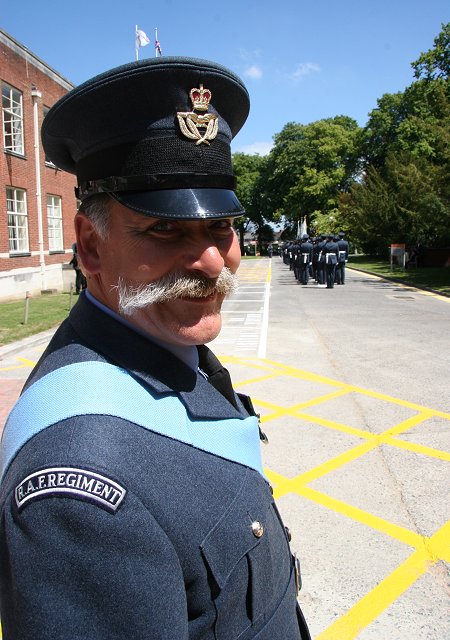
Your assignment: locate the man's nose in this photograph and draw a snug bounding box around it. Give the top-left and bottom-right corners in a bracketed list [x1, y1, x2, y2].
[183, 235, 225, 279]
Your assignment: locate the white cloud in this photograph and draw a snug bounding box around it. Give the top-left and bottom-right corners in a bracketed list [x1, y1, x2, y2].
[244, 65, 263, 80]
[291, 62, 321, 80]
[233, 141, 273, 156]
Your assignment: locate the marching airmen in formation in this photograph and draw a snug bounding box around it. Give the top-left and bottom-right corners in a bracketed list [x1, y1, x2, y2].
[282, 232, 349, 289]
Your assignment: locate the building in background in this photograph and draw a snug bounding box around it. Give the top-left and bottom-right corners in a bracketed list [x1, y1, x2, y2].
[0, 28, 77, 301]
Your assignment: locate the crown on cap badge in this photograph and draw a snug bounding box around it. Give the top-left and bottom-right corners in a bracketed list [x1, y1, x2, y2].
[177, 84, 218, 145]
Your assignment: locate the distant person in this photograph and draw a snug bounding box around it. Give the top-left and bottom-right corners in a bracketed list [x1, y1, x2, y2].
[323, 234, 339, 288]
[298, 234, 313, 285]
[336, 231, 349, 284]
[69, 243, 87, 294]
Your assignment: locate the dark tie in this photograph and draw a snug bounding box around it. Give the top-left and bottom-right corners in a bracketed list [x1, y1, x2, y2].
[197, 345, 238, 409]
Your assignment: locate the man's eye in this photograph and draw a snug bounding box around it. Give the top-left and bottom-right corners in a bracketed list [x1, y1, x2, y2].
[149, 221, 176, 232]
[211, 219, 233, 230]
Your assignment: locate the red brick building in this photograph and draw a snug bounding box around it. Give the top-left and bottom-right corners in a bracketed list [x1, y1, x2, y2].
[0, 28, 77, 301]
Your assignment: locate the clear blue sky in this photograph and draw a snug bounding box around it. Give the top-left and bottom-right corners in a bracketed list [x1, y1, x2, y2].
[2, 0, 449, 154]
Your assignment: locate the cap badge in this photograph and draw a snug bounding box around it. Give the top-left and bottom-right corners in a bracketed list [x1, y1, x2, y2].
[177, 84, 218, 145]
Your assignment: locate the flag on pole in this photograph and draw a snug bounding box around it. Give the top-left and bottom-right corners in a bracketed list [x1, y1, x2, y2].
[155, 28, 162, 56]
[136, 28, 150, 48]
[300, 218, 307, 237]
[135, 26, 150, 61]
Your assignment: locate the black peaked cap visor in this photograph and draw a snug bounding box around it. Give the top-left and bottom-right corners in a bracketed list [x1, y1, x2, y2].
[110, 188, 244, 219]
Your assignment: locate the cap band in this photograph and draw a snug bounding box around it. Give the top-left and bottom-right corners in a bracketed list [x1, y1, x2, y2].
[76, 173, 237, 200]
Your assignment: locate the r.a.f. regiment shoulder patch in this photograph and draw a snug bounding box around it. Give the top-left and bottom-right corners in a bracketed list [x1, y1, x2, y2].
[15, 467, 127, 514]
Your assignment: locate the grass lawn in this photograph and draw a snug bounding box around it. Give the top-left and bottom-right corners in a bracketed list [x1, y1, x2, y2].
[0, 292, 74, 347]
[349, 255, 450, 297]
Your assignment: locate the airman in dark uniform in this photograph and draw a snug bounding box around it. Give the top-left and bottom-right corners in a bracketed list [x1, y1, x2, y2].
[323, 234, 339, 288]
[314, 235, 327, 287]
[336, 231, 349, 284]
[0, 57, 310, 640]
[298, 234, 313, 285]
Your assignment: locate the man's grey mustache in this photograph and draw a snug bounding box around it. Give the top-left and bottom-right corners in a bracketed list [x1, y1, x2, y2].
[115, 268, 238, 316]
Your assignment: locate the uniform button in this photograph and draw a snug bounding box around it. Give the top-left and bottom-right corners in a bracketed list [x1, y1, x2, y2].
[251, 521, 264, 538]
[285, 526, 292, 541]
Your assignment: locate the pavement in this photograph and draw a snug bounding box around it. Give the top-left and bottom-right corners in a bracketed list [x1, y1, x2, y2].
[0, 328, 56, 431]
[0, 260, 449, 640]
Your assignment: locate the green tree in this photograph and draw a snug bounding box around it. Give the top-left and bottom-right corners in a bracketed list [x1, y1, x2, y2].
[232, 152, 268, 254]
[345, 23, 450, 252]
[340, 152, 450, 253]
[412, 22, 450, 80]
[263, 117, 361, 232]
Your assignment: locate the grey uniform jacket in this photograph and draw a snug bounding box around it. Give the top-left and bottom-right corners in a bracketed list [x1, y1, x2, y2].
[0, 294, 310, 640]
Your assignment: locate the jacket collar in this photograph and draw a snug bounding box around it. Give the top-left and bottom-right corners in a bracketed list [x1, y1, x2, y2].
[67, 294, 243, 420]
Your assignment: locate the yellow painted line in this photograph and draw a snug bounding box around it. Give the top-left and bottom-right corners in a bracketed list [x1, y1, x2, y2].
[225, 354, 450, 637]
[315, 548, 432, 640]
[16, 357, 37, 366]
[231, 356, 450, 420]
[232, 373, 282, 388]
[273, 440, 379, 498]
[295, 486, 425, 549]
[316, 521, 450, 640]
[383, 411, 436, 435]
[264, 407, 450, 460]
[347, 268, 382, 280]
[416, 289, 450, 303]
[347, 267, 450, 303]
[0, 356, 37, 372]
[0, 364, 30, 372]
[293, 411, 378, 440]
[264, 468, 288, 487]
[254, 389, 353, 423]
[427, 520, 450, 562]
[219, 356, 281, 373]
[346, 385, 450, 419]
[383, 436, 450, 461]
[257, 359, 352, 389]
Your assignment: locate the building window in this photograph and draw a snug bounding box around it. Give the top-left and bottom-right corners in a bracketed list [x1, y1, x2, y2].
[47, 194, 63, 251]
[2, 83, 24, 155]
[7, 187, 29, 253]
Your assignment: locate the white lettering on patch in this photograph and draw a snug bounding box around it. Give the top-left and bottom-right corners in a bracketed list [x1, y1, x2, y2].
[15, 467, 127, 513]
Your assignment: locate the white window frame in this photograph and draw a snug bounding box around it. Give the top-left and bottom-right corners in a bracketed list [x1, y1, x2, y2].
[47, 194, 63, 251]
[2, 83, 24, 155]
[7, 187, 29, 253]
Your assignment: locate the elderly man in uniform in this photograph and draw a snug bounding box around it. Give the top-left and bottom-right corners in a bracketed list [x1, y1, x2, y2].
[0, 58, 310, 640]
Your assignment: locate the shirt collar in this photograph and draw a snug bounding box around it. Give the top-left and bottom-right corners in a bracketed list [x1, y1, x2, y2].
[84, 290, 199, 371]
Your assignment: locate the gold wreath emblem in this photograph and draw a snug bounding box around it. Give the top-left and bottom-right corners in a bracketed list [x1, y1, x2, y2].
[177, 84, 218, 145]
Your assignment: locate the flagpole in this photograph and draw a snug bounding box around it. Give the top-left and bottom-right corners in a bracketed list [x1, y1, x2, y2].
[135, 25, 138, 61]
[155, 27, 158, 58]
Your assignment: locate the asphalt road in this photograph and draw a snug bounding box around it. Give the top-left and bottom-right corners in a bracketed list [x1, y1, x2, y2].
[213, 257, 450, 640]
[1, 258, 449, 639]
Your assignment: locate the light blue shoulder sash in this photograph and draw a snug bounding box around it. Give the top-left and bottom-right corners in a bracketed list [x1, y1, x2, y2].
[0, 361, 265, 482]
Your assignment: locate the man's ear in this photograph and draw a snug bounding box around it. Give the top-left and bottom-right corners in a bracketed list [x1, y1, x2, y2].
[74, 213, 102, 274]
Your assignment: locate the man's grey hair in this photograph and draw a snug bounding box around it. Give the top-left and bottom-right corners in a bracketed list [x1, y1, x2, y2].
[78, 193, 112, 239]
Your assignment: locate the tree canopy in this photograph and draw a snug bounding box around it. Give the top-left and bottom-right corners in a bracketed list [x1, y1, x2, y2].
[343, 23, 450, 251]
[232, 23, 450, 254]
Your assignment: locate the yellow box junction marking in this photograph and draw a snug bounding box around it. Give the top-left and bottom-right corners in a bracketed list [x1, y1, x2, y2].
[0, 356, 38, 372]
[224, 355, 450, 639]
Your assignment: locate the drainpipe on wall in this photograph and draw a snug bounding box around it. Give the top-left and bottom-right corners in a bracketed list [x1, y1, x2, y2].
[31, 85, 47, 291]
